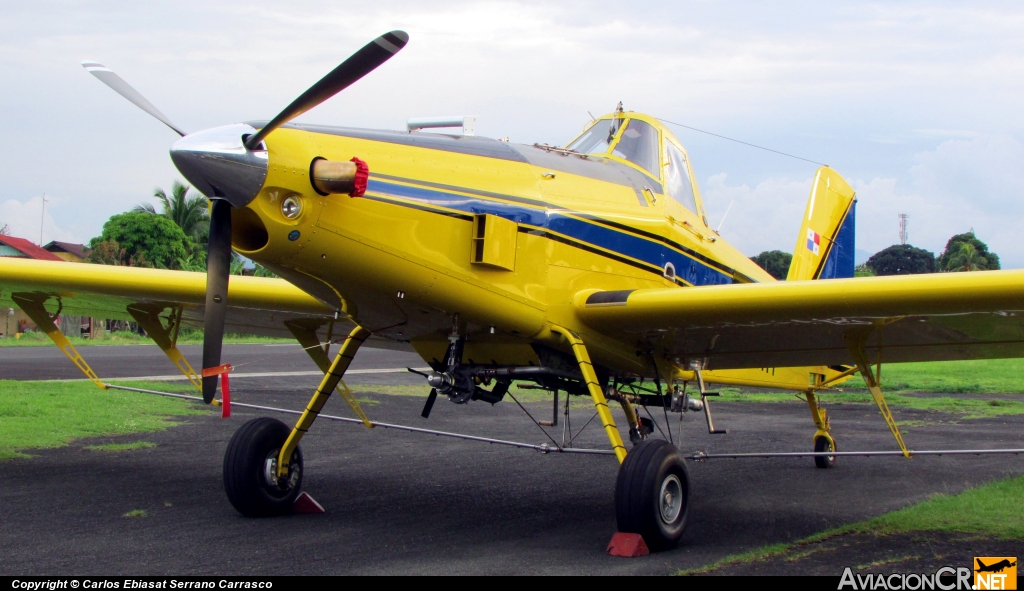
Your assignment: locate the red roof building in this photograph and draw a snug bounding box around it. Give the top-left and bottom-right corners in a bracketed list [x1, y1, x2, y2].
[0, 235, 65, 261]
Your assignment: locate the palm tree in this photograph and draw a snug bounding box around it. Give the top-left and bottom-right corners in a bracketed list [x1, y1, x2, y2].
[947, 242, 988, 272]
[134, 181, 210, 243]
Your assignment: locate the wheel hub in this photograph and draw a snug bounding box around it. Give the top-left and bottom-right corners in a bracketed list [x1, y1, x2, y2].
[263, 449, 301, 491]
[659, 474, 683, 524]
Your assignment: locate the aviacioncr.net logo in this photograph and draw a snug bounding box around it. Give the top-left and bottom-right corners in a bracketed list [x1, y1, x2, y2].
[839, 567, 973, 590]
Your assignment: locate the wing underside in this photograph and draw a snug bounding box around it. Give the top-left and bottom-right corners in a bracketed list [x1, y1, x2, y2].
[0, 257, 375, 345]
[575, 270, 1024, 370]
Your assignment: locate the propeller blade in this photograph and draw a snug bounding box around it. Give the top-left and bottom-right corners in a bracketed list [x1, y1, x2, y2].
[245, 31, 408, 150]
[82, 61, 187, 137]
[201, 199, 233, 403]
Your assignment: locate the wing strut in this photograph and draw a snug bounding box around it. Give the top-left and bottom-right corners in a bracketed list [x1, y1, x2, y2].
[844, 324, 911, 458]
[549, 325, 628, 463]
[12, 294, 105, 389]
[285, 320, 373, 429]
[127, 305, 202, 392]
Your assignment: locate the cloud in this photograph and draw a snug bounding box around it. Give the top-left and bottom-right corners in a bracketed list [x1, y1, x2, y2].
[912, 129, 982, 140]
[702, 132, 1024, 269]
[853, 134, 1024, 267]
[0, 196, 82, 246]
[4, 1, 1024, 257]
[701, 173, 812, 256]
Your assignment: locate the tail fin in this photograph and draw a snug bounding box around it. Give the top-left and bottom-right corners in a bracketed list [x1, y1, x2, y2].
[787, 167, 857, 281]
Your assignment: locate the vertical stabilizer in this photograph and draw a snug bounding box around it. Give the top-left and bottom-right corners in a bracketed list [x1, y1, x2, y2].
[787, 167, 857, 281]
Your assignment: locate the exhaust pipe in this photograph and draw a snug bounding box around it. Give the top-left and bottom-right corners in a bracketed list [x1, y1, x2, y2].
[310, 157, 369, 196]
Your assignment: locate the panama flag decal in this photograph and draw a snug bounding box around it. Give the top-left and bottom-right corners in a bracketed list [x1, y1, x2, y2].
[806, 229, 821, 256]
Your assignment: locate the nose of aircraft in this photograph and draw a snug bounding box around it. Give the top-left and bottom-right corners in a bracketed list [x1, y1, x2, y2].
[170, 123, 269, 208]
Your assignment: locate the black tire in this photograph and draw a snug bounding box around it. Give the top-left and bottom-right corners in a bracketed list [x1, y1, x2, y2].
[814, 435, 836, 469]
[614, 438, 690, 551]
[223, 417, 303, 516]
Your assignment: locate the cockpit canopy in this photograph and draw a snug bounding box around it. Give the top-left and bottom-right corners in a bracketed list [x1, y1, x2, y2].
[566, 114, 702, 216]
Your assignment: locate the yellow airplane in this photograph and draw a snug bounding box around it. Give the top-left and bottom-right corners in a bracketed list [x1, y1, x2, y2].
[4, 30, 1024, 551]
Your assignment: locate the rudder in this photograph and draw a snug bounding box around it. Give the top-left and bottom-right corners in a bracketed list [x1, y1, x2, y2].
[787, 167, 857, 281]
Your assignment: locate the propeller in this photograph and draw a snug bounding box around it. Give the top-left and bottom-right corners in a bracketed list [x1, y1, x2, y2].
[82, 61, 187, 137]
[201, 199, 233, 402]
[245, 30, 408, 150]
[84, 31, 409, 404]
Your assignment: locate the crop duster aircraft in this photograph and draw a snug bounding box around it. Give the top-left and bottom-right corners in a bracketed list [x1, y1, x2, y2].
[4, 30, 1024, 551]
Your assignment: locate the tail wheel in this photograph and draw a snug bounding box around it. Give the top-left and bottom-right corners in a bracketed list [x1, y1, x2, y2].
[224, 417, 303, 516]
[814, 435, 836, 469]
[614, 439, 690, 551]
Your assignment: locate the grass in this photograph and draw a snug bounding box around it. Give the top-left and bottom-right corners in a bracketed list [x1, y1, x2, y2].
[84, 441, 157, 452]
[714, 388, 1024, 419]
[0, 379, 564, 461]
[0, 380, 208, 460]
[877, 359, 1024, 394]
[0, 329, 291, 347]
[679, 474, 1024, 574]
[122, 509, 147, 518]
[865, 475, 1024, 538]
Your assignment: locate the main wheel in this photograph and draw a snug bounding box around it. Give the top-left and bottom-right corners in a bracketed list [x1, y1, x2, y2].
[814, 435, 836, 469]
[614, 438, 690, 551]
[223, 417, 303, 516]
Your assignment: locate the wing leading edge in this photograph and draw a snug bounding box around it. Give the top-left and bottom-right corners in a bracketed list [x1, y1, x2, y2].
[575, 270, 1024, 370]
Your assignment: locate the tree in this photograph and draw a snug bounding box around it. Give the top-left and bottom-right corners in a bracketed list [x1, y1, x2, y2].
[866, 244, 936, 276]
[937, 231, 1000, 271]
[854, 263, 875, 277]
[751, 250, 792, 280]
[252, 264, 278, 278]
[947, 242, 988, 272]
[89, 212, 191, 268]
[87, 239, 130, 266]
[0, 223, 9, 236]
[134, 181, 210, 243]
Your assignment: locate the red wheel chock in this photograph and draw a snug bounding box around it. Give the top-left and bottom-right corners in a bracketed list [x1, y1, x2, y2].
[607, 532, 649, 557]
[293, 492, 325, 514]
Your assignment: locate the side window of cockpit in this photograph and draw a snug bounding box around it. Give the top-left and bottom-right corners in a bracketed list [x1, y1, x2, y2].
[612, 119, 660, 177]
[665, 142, 699, 213]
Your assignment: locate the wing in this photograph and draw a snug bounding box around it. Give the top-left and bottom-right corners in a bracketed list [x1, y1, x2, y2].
[575, 270, 1024, 370]
[0, 257, 341, 340]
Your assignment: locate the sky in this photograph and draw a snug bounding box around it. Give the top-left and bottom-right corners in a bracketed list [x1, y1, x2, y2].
[2, 1, 1023, 266]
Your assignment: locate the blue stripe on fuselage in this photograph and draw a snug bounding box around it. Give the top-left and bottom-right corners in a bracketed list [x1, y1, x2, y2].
[366, 179, 735, 286]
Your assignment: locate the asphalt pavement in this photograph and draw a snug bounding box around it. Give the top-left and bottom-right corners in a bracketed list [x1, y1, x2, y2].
[2, 343, 1023, 575]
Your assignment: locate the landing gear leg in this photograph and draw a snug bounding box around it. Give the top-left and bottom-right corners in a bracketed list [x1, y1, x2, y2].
[548, 326, 627, 462]
[222, 325, 369, 516]
[549, 325, 688, 551]
[806, 390, 836, 469]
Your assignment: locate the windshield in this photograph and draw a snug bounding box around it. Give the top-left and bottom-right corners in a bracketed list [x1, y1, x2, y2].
[566, 118, 622, 154]
[612, 119, 660, 177]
